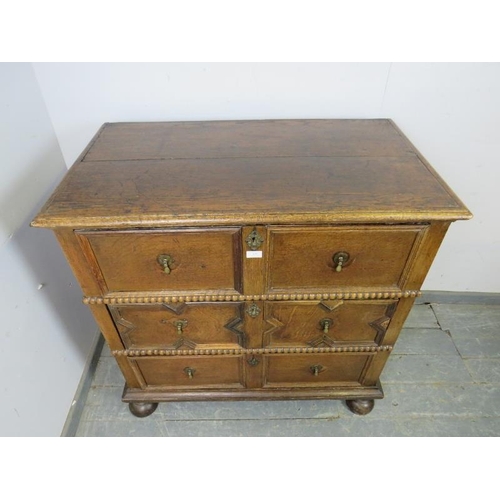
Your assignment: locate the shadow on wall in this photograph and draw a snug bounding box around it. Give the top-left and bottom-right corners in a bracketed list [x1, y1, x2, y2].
[0, 141, 96, 359]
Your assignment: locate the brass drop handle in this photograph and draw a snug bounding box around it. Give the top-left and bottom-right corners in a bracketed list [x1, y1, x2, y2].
[310, 364, 325, 377]
[157, 254, 173, 274]
[333, 251, 350, 273]
[319, 318, 332, 334]
[174, 319, 188, 335]
[336, 256, 344, 272]
[184, 367, 195, 379]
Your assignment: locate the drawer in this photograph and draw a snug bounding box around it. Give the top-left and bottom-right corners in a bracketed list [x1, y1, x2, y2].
[109, 302, 245, 350]
[79, 228, 242, 293]
[267, 225, 426, 291]
[132, 355, 245, 389]
[264, 353, 371, 388]
[264, 300, 397, 347]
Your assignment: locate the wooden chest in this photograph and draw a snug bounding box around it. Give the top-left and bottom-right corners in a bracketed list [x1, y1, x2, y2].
[32, 119, 471, 417]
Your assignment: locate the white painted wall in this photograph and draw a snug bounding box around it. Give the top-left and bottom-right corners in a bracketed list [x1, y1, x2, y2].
[382, 63, 500, 293]
[0, 63, 96, 436]
[32, 62, 499, 293]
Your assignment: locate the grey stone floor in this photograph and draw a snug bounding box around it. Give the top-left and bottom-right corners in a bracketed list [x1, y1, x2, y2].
[75, 302, 500, 436]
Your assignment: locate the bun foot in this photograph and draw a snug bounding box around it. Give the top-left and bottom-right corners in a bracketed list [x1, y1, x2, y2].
[129, 402, 158, 418]
[346, 399, 375, 415]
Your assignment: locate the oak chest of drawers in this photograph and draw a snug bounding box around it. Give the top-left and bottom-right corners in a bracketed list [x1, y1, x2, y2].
[32, 119, 471, 417]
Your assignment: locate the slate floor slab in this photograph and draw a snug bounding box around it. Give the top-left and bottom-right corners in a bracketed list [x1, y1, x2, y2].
[373, 384, 500, 418]
[392, 328, 458, 356]
[91, 357, 125, 387]
[453, 336, 500, 358]
[432, 304, 500, 335]
[464, 359, 500, 384]
[73, 300, 500, 437]
[432, 303, 500, 359]
[75, 414, 500, 437]
[402, 304, 440, 329]
[380, 354, 472, 384]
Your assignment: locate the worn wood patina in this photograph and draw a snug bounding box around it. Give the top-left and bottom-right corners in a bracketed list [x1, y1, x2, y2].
[32, 119, 471, 417]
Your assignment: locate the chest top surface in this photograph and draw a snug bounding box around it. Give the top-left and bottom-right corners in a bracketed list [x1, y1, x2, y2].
[32, 119, 471, 228]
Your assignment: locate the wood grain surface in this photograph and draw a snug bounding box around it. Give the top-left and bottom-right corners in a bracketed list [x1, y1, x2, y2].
[133, 355, 245, 389]
[84, 119, 414, 161]
[109, 302, 245, 350]
[264, 353, 370, 387]
[31, 119, 471, 415]
[79, 228, 242, 293]
[267, 225, 424, 292]
[263, 300, 397, 347]
[32, 120, 471, 228]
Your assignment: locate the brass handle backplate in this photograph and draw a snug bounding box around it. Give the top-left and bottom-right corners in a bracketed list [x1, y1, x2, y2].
[246, 303, 261, 318]
[246, 228, 264, 250]
[184, 367, 195, 379]
[247, 355, 260, 367]
[319, 318, 333, 334]
[310, 364, 325, 377]
[157, 254, 173, 274]
[333, 251, 350, 272]
[174, 319, 188, 335]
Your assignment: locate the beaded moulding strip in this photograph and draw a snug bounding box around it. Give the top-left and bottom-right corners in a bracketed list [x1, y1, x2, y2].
[113, 345, 394, 357]
[84, 291, 421, 305]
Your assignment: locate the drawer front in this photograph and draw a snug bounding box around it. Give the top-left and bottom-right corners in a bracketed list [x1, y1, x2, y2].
[80, 228, 242, 293]
[264, 300, 397, 347]
[267, 225, 425, 291]
[133, 355, 245, 389]
[264, 353, 371, 388]
[109, 302, 245, 350]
